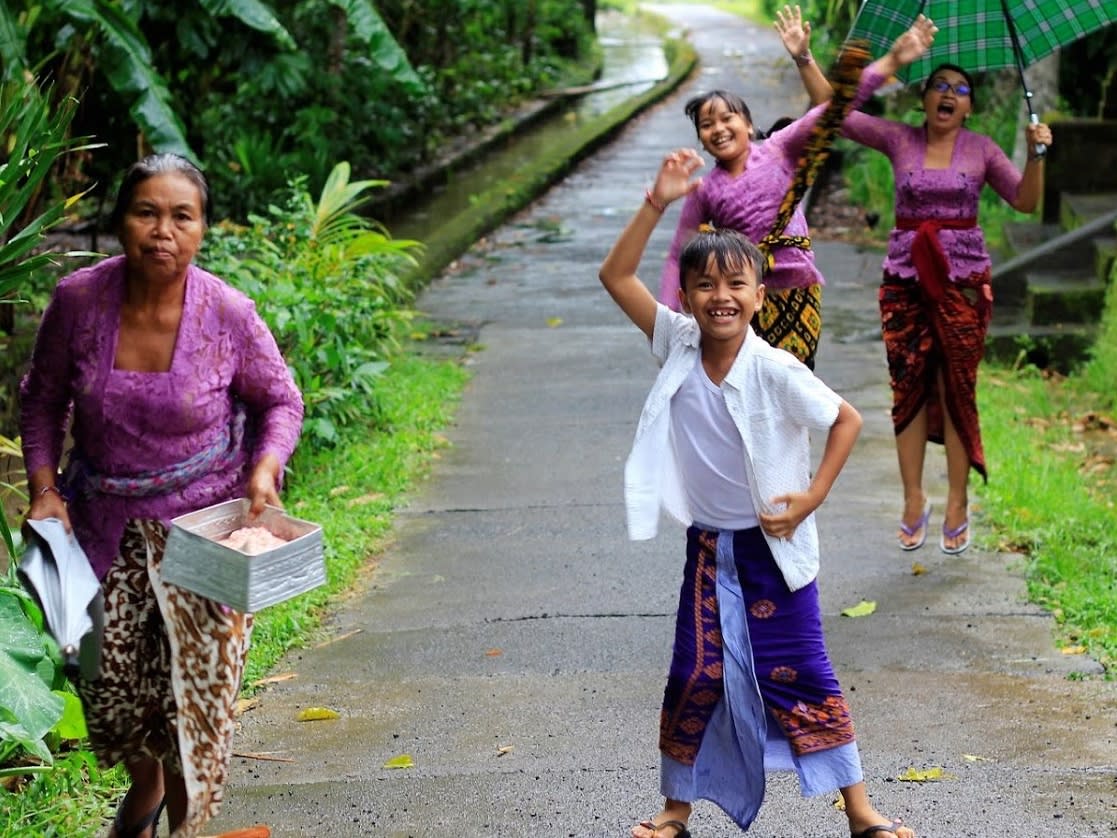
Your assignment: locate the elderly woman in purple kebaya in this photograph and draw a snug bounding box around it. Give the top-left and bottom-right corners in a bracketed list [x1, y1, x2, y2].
[20, 153, 303, 838]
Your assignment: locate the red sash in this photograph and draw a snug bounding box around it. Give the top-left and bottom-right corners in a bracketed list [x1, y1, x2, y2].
[895, 216, 977, 303]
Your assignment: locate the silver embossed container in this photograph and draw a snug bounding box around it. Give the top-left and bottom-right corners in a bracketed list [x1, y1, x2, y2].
[162, 498, 325, 612]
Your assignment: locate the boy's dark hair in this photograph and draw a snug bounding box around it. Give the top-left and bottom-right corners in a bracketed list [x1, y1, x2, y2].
[922, 63, 978, 110]
[110, 153, 211, 230]
[678, 228, 766, 291]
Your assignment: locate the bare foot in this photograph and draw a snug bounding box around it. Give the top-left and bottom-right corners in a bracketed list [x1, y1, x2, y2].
[631, 801, 692, 838]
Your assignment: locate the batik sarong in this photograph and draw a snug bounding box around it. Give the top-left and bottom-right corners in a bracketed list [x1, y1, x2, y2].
[878, 270, 990, 480]
[752, 284, 823, 369]
[658, 525, 860, 829]
[77, 520, 252, 837]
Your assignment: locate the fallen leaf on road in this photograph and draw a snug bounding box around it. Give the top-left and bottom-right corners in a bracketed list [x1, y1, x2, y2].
[383, 754, 415, 769]
[234, 697, 260, 716]
[296, 707, 340, 721]
[313, 628, 363, 649]
[485, 648, 503, 657]
[1060, 645, 1087, 655]
[840, 600, 877, 618]
[911, 562, 926, 576]
[233, 751, 296, 763]
[897, 766, 954, 782]
[496, 745, 514, 756]
[546, 317, 563, 328]
[962, 754, 992, 762]
[200, 826, 271, 838]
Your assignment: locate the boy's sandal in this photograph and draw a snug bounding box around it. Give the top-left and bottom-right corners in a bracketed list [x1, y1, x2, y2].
[636, 818, 692, 838]
[113, 795, 165, 838]
[851, 819, 906, 837]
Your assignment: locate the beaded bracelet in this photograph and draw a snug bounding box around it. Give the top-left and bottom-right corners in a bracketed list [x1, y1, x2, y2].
[794, 50, 813, 68]
[644, 189, 666, 213]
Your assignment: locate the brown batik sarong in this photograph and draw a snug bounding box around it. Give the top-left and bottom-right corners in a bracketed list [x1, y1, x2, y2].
[878, 270, 991, 480]
[77, 520, 252, 837]
[753, 283, 823, 370]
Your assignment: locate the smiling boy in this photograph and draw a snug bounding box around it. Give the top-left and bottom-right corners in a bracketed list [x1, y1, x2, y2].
[598, 148, 915, 838]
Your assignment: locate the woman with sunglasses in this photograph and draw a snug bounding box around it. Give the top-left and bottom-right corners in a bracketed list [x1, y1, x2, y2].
[792, 35, 1052, 555]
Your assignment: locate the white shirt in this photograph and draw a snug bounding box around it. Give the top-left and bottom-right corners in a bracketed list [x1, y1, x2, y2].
[623, 304, 843, 591]
[670, 354, 759, 531]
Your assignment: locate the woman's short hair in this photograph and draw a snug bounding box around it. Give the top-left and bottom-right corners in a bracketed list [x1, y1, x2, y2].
[678, 228, 766, 290]
[109, 153, 211, 230]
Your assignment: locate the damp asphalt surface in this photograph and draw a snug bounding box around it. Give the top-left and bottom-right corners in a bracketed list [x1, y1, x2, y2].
[205, 6, 1117, 837]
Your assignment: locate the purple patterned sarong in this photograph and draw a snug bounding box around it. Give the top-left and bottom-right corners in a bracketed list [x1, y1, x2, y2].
[658, 525, 860, 828]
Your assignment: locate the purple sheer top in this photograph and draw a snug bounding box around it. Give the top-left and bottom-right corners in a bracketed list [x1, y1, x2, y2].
[659, 75, 878, 305]
[20, 255, 304, 578]
[842, 67, 1024, 280]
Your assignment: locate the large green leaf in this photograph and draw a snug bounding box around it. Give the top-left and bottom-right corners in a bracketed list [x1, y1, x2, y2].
[326, 0, 424, 90]
[0, 594, 63, 765]
[198, 0, 296, 50]
[48, 0, 196, 160]
[0, 2, 27, 81]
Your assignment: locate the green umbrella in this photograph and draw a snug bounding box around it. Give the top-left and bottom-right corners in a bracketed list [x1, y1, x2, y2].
[849, 0, 1117, 155]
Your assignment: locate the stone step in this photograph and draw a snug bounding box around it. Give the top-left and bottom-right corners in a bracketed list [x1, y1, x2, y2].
[1024, 270, 1108, 325]
[1060, 191, 1117, 232]
[1094, 235, 1117, 284]
[985, 307, 1098, 373]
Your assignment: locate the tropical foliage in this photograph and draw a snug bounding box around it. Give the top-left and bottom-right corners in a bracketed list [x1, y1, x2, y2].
[199, 162, 420, 447]
[1, 0, 597, 221]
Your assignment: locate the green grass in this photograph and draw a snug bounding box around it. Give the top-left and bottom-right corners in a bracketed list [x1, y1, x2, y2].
[976, 278, 1117, 676]
[0, 345, 471, 836]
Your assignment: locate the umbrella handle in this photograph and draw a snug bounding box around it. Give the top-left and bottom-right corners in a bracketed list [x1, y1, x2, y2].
[1029, 113, 1048, 160]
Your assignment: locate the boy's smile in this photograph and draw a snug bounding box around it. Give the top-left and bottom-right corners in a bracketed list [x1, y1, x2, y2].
[678, 261, 764, 348]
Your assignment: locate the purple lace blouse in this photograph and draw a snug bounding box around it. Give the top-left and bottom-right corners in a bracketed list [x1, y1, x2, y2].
[20, 255, 304, 578]
[659, 75, 878, 305]
[842, 67, 1024, 280]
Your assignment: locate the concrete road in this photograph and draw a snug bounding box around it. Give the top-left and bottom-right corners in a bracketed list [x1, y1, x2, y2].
[207, 6, 1117, 837]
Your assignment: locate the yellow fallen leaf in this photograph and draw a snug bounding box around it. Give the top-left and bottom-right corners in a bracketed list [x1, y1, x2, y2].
[546, 317, 563, 328]
[840, 600, 877, 618]
[496, 745, 514, 756]
[962, 754, 992, 762]
[296, 707, 340, 721]
[897, 766, 954, 782]
[911, 562, 927, 576]
[1060, 645, 1087, 655]
[383, 754, 414, 769]
[234, 697, 260, 716]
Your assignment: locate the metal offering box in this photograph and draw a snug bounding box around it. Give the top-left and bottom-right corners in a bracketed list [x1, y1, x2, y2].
[162, 498, 325, 612]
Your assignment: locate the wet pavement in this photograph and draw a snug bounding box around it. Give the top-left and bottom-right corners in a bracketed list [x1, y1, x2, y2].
[206, 5, 1117, 837]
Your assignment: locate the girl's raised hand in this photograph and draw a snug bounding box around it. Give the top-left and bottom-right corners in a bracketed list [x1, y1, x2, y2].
[890, 14, 937, 67]
[774, 4, 811, 58]
[649, 148, 704, 208]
